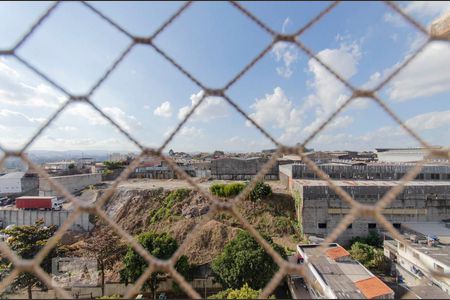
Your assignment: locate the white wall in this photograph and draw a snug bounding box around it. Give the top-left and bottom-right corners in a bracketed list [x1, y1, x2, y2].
[376, 150, 427, 163]
[0, 177, 22, 194]
[397, 242, 450, 295]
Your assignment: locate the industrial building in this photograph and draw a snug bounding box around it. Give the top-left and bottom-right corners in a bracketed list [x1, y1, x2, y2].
[280, 162, 450, 183]
[383, 221, 450, 297]
[375, 147, 445, 163]
[289, 178, 450, 243]
[211, 157, 279, 180]
[39, 173, 102, 197]
[297, 243, 394, 299]
[0, 172, 39, 196]
[280, 161, 450, 243]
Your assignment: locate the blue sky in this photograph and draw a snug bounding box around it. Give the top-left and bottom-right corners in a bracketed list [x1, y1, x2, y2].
[0, 1, 449, 153]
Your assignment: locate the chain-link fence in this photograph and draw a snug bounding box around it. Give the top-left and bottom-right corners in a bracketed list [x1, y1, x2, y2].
[0, 1, 449, 299]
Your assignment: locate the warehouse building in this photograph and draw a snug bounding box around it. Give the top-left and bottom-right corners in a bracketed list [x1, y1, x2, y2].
[0, 172, 39, 196]
[280, 162, 450, 185]
[290, 179, 450, 244]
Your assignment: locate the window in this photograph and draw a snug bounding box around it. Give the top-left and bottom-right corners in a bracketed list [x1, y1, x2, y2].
[368, 223, 377, 229]
[447, 174, 450, 180]
[415, 173, 424, 180]
[318, 223, 327, 229]
[431, 173, 440, 180]
[347, 223, 352, 229]
[393, 223, 401, 229]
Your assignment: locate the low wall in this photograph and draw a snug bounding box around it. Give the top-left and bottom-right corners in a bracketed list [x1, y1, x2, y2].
[211, 157, 279, 180]
[39, 173, 102, 197]
[0, 209, 93, 231]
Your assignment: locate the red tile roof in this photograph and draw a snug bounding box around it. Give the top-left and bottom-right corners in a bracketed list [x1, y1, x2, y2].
[325, 246, 350, 260]
[355, 276, 394, 299]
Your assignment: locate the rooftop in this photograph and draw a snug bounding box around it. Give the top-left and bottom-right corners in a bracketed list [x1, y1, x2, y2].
[0, 172, 25, 179]
[375, 147, 441, 152]
[354, 277, 394, 299]
[298, 243, 393, 299]
[293, 179, 450, 187]
[402, 222, 450, 244]
[404, 284, 450, 299]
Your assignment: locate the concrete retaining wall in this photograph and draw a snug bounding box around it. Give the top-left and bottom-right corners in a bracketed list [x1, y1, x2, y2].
[39, 173, 102, 197]
[0, 209, 93, 231]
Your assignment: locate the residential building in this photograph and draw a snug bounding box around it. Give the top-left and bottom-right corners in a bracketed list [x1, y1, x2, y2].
[297, 243, 394, 299]
[383, 221, 450, 296]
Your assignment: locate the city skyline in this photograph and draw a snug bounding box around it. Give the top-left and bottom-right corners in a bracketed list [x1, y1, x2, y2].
[0, 1, 449, 153]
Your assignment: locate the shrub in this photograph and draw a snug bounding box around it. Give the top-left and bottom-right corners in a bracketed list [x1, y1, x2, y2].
[209, 283, 274, 299]
[149, 188, 190, 224]
[209, 181, 271, 201]
[248, 181, 272, 201]
[274, 216, 296, 235]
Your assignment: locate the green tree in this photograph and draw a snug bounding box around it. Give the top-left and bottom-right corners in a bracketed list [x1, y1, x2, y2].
[208, 283, 274, 299]
[120, 232, 191, 299]
[103, 161, 123, 171]
[1, 220, 62, 299]
[349, 242, 389, 274]
[211, 231, 286, 290]
[349, 231, 382, 248]
[68, 163, 75, 170]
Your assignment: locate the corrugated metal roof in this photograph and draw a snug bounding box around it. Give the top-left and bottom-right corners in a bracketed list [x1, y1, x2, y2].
[354, 277, 393, 299]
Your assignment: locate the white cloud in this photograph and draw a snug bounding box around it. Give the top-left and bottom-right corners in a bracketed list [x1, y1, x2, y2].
[103, 107, 141, 131]
[66, 104, 141, 131]
[386, 42, 450, 101]
[272, 42, 299, 78]
[247, 87, 302, 132]
[177, 90, 228, 122]
[311, 110, 450, 150]
[30, 136, 137, 151]
[179, 126, 203, 138]
[0, 58, 65, 108]
[282, 17, 292, 33]
[249, 41, 363, 145]
[270, 18, 299, 78]
[58, 126, 77, 131]
[300, 41, 362, 136]
[224, 136, 272, 150]
[143, 105, 150, 110]
[153, 101, 172, 118]
[384, 2, 450, 28]
[0, 109, 45, 127]
[164, 125, 203, 139]
[404, 110, 450, 130]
